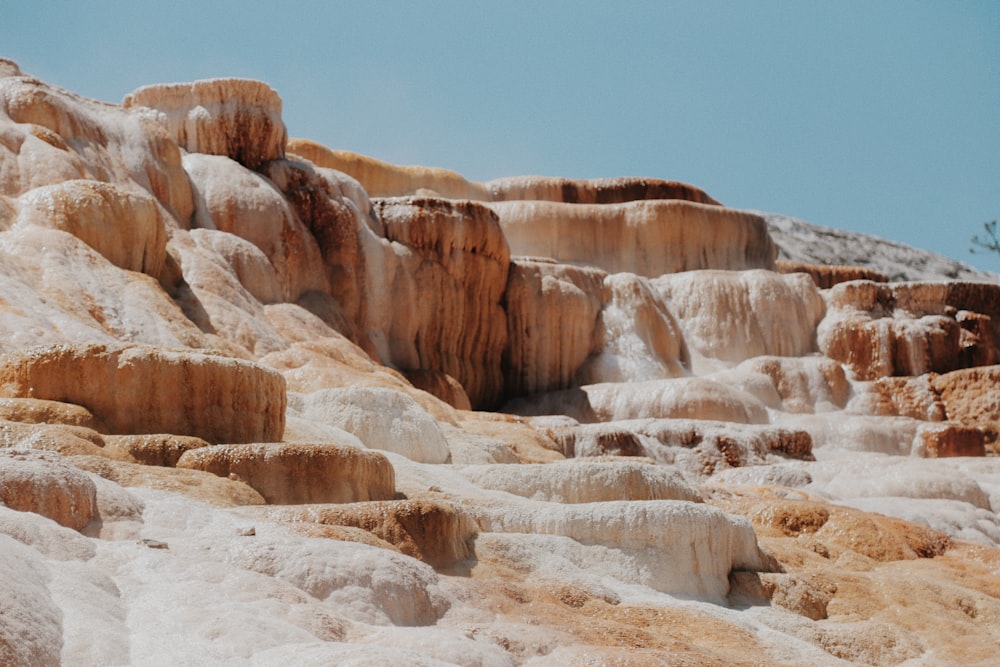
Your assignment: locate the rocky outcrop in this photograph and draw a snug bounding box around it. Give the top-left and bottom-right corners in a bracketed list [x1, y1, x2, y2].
[124, 79, 286, 171]
[490, 200, 777, 276]
[775, 260, 888, 289]
[0, 450, 96, 530]
[257, 499, 476, 568]
[485, 176, 720, 205]
[503, 259, 607, 397]
[0, 398, 106, 431]
[373, 197, 510, 407]
[184, 153, 329, 302]
[15, 180, 167, 276]
[104, 434, 211, 467]
[176, 442, 395, 504]
[287, 139, 489, 199]
[819, 281, 1000, 379]
[918, 423, 986, 458]
[0, 344, 286, 443]
[932, 365, 1000, 443]
[654, 270, 825, 365]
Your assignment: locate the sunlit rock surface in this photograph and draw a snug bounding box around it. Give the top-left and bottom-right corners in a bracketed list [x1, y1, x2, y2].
[1, 60, 999, 666]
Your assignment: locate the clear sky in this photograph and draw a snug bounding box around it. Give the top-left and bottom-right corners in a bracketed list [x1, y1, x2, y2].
[4, 1, 998, 270]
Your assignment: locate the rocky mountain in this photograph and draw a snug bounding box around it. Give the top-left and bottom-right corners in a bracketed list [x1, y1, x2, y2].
[1, 58, 999, 666]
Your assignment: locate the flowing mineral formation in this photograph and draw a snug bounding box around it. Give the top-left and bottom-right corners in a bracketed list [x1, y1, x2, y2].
[1, 59, 999, 666]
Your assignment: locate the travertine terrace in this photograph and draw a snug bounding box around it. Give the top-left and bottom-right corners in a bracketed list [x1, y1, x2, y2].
[1, 58, 999, 665]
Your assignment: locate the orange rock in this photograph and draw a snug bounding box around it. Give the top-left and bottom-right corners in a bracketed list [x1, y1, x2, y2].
[932, 365, 1000, 445]
[374, 197, 510, 408]
[0, 397, 106, 431]
[919, 423, 986, 458]
[0, 450, 96, 530]
[775, 260, 888, 289]
[0, 344, 286, 443]
[258, 499, 476, 568]
[176, 442, 395, 505]
[820, 281, 1000, 380]
[103, 434, 211, 467]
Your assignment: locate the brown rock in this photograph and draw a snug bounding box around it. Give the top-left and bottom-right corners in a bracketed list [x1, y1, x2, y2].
[858, 375, 947, 421]
[0, 421, 114, 459]
[402, 369, 472, 411]
[503, 259, 608, 397]
[374, 197, 510, 408]
[0, 450, 96, 530]
[124, 79, 286, 171]
[0, 344, 286, 443]
[775, 260, 888, 289]
[932, 365, 1000, 445]
[490, 199, 776, 277]
[176, 442, 395, 505]
[820, 281, 1000, 379]
[485, 175, 720, 205]
[919, 423, 986, 458]
[261, 499, 477, 569]
[104, 434, 211, 467]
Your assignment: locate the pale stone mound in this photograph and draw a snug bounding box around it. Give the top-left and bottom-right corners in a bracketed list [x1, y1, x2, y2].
[373, 197, 510, 408]
[489, 199, 777, 276]
[0, 344, 286, 443]
[459, 460, 702, 504]
[124, 79, 286, 171]
[654, 270, 825, 365]
[0, 450, 96, 530]
[0, 69, 194, 222]
[287, 139, 489, 199]
[176, 442, 395, 505]
[775, 259, 888, 288]
[0, 534, 63, 666]
[184, 153, 329, 301]
[15, 179, 167, 276]
[485, 175, 720, 205]
[819, 280, 1000, 379]
[289, 387, 451, 464]
[472, 500, 771, 602]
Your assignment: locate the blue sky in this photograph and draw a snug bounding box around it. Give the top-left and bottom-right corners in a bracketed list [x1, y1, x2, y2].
[4, 1, 999, 270]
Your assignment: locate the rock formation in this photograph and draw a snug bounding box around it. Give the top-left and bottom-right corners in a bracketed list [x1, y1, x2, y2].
[1, 60, 999, 666]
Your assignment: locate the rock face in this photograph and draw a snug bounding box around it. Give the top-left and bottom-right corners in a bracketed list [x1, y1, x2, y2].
[0, 344, 286, 443]
[176, 442, 395, 504]
[819, 281, 1000, 379]
[124, 79, 287, 171]
[373, 198, 510, 408]
[3, 61, 1000, 666]
[490, 199, 777, 276]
